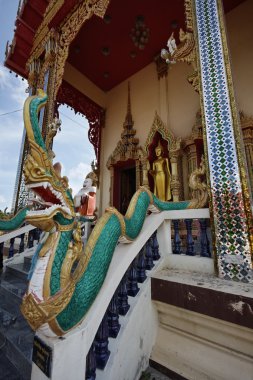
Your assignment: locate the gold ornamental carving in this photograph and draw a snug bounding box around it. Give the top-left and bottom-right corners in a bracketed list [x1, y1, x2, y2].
[183, 110, 253, 194]
[28, 0, 110, 96]
[240, 111, 253, 192]
[27, 59, 42, 89]
[106, 83, 149, 203]
[54, 0, 111, 96]
[144, 111, 181, 153]
[160, 0, 199, 92]
[32, 0, 64, 55]
[60, 224, 83, 288]
[188, 156, 208, 209]
[154, 54, 168, 80]
[21, 282, 76, 332]
[107, 83, 141, 168]
[37, 31, 59, 89]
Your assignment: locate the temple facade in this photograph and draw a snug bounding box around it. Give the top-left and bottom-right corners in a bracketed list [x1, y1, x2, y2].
[1, 0, 253, 379]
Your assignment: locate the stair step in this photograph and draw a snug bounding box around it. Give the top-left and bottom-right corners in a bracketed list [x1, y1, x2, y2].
[0, 279, 27, 303]
[0, 350, 26, 380]
[0, 311, 33, 380]
[0, 267, 33, 380]
[4, 263, 29, 281]
[140, 366, 174, 380]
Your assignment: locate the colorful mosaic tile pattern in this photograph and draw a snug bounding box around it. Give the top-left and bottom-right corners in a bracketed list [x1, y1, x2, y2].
[195, 0, 251, 282]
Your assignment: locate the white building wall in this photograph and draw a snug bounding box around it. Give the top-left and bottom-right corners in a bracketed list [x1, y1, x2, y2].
[63, 0, 253, 214]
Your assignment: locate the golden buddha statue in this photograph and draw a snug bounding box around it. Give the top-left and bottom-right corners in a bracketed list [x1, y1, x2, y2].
[149, 141, 172, 201]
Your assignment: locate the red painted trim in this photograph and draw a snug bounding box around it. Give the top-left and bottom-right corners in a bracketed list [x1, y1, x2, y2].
[57, 80, 105, 166]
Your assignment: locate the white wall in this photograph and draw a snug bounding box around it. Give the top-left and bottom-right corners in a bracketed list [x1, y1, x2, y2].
[63, 0, 253, 213]
[225, 0, 253, 115]
[100, 61, 199, 211]
[152, 302, 253, 380]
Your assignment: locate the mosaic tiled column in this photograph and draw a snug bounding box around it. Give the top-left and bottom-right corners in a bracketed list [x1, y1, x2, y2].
[194, 0, 253, 282]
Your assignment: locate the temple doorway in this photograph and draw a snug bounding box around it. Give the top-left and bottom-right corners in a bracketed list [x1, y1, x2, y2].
[113, 161, 136, 214]
[120, 167, 136, 214]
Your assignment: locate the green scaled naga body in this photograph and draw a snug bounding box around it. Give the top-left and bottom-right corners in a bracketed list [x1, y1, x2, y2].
[0, 90, 197, 336]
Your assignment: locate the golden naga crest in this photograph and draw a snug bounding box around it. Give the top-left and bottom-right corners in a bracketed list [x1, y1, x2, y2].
[161, 28, 198, 92]
[188, 156, 208, 209]
[23, 90, 75, 231]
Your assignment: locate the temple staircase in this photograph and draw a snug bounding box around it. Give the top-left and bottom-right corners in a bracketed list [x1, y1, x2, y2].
[0, 209, 233, 380]
[0, 228, 38, 380]
[27, 208, 213, 380]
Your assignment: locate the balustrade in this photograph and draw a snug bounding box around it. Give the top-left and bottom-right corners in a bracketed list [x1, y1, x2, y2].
[94, 314, 110, 370]
[85, 231, 161, 379]
[85, 343, 96, 380]
[25, 209, 212, 380]
[172, 218, 211, 257]
[136, 247, 147, 283]
[172, 220, 182, 254]
[19, 233, 25, 253]
[127, 258, 139, 297]
[117, 273, 130, 316]
[107, 292, 120, 338]
[8, 238, 15, 258]
[85, 213, 211, 378]
[185, 219, 195, 256]
[151, 231, 160, 261]
[27, 229, 35, 248]
[1, 208, 210, 380]
[145, 238, 154, 270]
[0, 225, 38, 269]
[199, 219, 211, 257]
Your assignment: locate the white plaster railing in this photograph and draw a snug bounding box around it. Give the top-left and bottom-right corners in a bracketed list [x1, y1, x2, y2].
[32, 208, 212, 380]
[0, 224, 36, 244]
[0, 224, 37, 268]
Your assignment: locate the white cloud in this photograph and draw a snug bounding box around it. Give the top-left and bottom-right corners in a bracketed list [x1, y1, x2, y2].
[0, 70, 95, 210]
[0, 65, 10, 87]
[0, 193, 9, 212]
[0, 64, 27, 107]
[67, 162, 91, 195]
[0, 194, 6, 203]
[0, 117, 23, 142]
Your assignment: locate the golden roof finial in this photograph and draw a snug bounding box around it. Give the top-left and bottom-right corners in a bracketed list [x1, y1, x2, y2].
[124, 82, 133, 128]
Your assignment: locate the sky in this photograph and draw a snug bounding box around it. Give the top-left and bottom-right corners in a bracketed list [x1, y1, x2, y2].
[0, 0, 95, 212]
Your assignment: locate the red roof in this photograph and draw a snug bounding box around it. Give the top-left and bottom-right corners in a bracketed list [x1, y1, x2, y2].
[5, 0, 246, 90]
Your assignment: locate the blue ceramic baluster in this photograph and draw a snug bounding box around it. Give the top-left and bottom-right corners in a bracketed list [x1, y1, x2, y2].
[173, 220, 181, 254]
[27, 230, 34, 248]
[199, 219, 211, 257]
[94, 313, 110, 370]
[108, 291, 121, 338]
[185, 219, 195, 256]
[152, 231, 160, 260]
[86, 343, 96, 380]
[137, 247, 147, 283]
[19, 233, 25, 253]
[127, 258, 139, 297]
[117, 274, 130, 316]
[145, 239, 154, 270]
[8, 238, 15, 258]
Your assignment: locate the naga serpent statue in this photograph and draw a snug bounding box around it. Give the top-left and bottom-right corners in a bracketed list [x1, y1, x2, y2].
[0, 90, 207, 337]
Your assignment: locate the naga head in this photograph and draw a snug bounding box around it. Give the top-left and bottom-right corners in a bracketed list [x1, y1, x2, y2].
[23, 90, 75, 231]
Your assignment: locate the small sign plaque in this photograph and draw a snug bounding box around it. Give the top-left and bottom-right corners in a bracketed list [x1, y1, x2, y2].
[32, 336, 52, 378]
